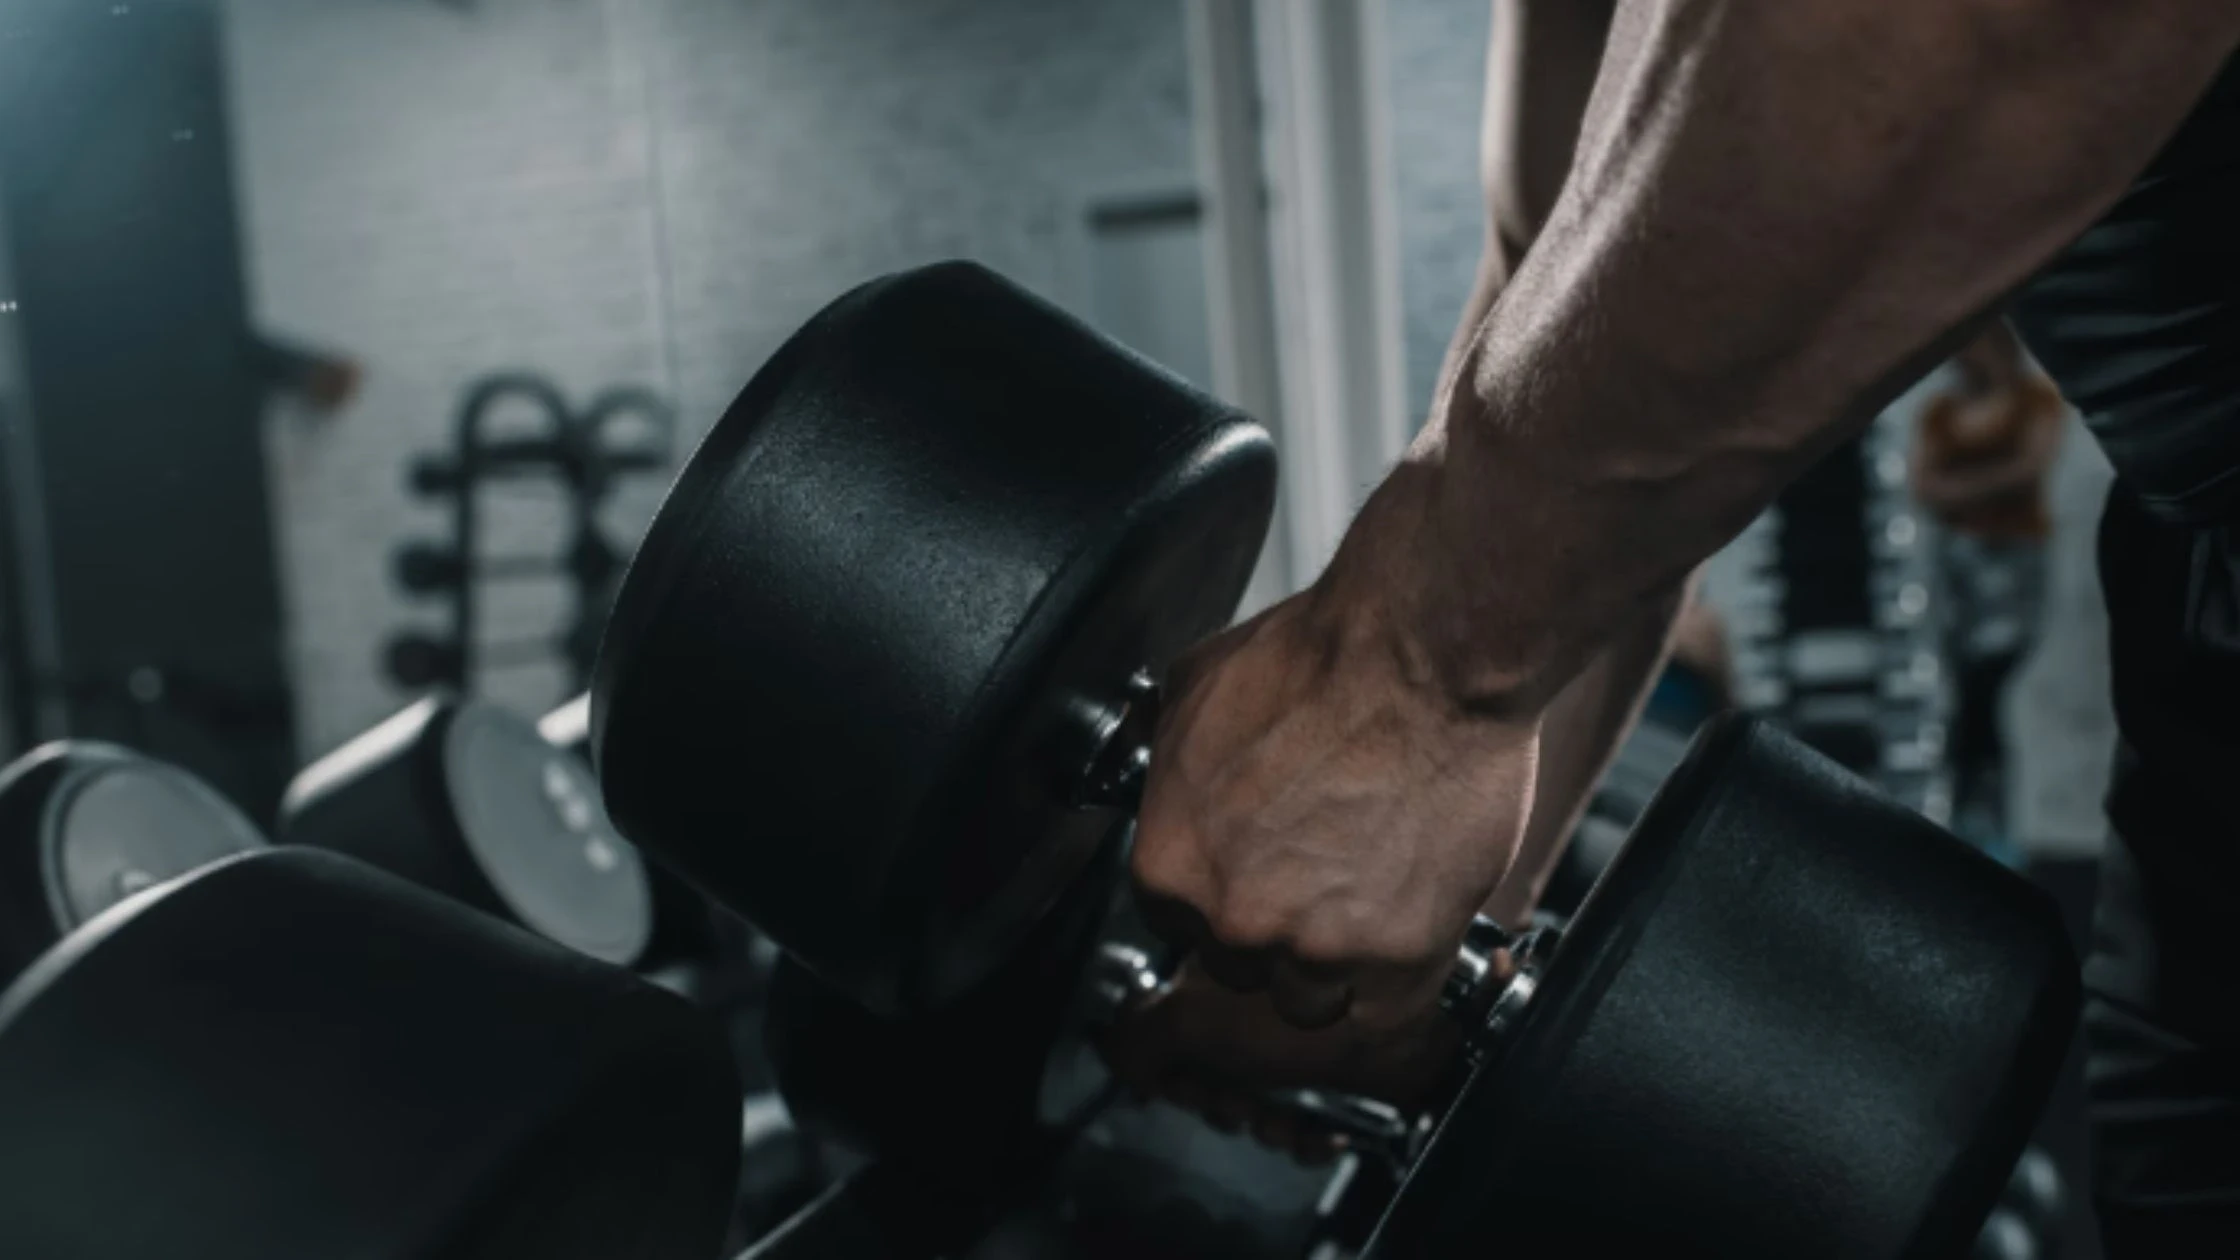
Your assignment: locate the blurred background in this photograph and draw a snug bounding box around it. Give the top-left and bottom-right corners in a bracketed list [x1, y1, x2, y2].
[0, 1, 2114, 1255]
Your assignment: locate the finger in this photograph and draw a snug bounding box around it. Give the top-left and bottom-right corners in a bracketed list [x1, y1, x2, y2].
[1248, 1099, 1303, 1155]
[1343, 946, 1457, 1036]
[1266, 954, 1354, 1029]
[1201, 1084, 1253, 1135]
[1196, 938, 1273, 993]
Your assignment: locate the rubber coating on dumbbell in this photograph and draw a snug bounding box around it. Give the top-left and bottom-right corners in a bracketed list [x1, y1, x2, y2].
[0, 846, 740, 1258]
[282, 694, 653, 964]
[0, 741, 268, 985]
[1360, 714, 2081, 1259]
[593, 261, 1276, 1016]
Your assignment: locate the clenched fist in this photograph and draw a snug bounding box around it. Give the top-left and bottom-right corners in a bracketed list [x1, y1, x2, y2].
[1112, 484, 1542, 1139]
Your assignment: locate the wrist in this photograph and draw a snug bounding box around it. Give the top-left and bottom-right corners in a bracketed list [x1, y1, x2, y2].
[1308, 458, 1567, 721]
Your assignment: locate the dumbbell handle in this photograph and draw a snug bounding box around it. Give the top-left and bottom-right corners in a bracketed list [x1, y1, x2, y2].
[1071, 672, 1560, 1162]
[1084, 923, 1559, 1167]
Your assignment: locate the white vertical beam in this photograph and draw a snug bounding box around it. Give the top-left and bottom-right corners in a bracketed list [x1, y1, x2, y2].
[1251, 0, 1411, 582]
[1186, 0, 1293, 613]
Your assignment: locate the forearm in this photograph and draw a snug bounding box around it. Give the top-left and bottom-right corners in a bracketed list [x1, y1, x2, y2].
[1484, 579, 1684, 927]
[1477, 0, 1617, 295]
[1356, 0, 2240, 712]
[1465, 0, 1665, 925]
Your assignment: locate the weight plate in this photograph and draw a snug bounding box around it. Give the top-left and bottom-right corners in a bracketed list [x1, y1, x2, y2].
[446, 701, 652, 963]
[282, 696, 654, 965]
[0, 846, 740, 1258]
[1367, 714, 2079, 1259]
[595, 261, 1276, 1015]
[540, 692, 741, 974]
[0, 742, 267, 984]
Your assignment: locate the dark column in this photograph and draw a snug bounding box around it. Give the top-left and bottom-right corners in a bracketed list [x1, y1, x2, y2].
[0, 0, 296, 820]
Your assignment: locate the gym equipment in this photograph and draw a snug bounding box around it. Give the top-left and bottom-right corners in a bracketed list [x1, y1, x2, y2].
[594, 262, 2081, 1259]
[389, 373, 672, 693]
[540, 692, 763, 985]
[280, 693, 654, 966]
[596, 263, 1275, 1018]
[0, 740, 267, 984]
[1729, 412, 1955, 825]
[543, 691, 823, 1254]
[0, 845, 740, 1257]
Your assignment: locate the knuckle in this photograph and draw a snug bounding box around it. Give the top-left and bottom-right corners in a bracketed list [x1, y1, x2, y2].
[1292, 908, 1442, 975]
[1204, 894, 1292, 954]
[1129, 839, 1212, 910]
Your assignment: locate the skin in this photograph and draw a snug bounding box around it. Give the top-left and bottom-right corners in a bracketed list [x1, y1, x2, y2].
[1105, 0, 2240, 1145]
[1911, 317, 2067, 539]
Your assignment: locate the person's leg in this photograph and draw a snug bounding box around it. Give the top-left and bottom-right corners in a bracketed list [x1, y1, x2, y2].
[2086, 486, 2240, 1252]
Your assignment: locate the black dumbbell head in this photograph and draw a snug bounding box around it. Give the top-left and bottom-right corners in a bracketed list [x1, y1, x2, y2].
[763, 832, 1128, 1175]
[408, 454, 460, 497]
[1362, 714, 2080, 1260]
[394, 541, 467, 593]
[593, 261, 1276, 1016]
[0, 741, 267, 985]
[0, 846, 739, 1258]
[539, 693, 748, 975]
[282, 696, 654, 965]
[385, 631, 463, 689]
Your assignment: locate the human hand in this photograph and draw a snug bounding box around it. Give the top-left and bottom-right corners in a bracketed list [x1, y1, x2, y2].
[1119, 512, 1540, 1147]
[1910, 343, 2065, 541]
[1096, 954, 1465, 1166]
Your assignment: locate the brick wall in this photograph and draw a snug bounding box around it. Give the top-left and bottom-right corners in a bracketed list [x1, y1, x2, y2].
[225, 0, 1196, 753]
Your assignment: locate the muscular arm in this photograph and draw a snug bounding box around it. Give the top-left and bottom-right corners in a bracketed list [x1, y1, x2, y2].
[1458, 0, 1687, 928]
[1115, 0, 2240, 1104]
[1330, 0, 2240, 717]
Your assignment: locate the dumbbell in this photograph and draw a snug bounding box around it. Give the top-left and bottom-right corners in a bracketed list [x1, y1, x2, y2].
[541, 692, 767, 985]
[590, 262, 2081, 1258]
[0, 741, 268, 985]
[0, 838, 741, 1257]
[543, 692, 818, 1248]
[279, 694, 654, 966]
[1972, 1145, 2066, 1259]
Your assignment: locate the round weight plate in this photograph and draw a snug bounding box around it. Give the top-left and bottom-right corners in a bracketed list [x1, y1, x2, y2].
[444, 701, 654, 965]
[595, 261, 1276, 1015]
[283, 696, 655, 966]
[1366, 714, 2080, 1260]
[0, 846, 740, 1258]
[0, 742, 267, 984]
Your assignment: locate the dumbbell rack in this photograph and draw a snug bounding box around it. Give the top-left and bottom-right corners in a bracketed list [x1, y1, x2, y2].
[1727, 414, 1955, 824]
[386, 373, 672, 697]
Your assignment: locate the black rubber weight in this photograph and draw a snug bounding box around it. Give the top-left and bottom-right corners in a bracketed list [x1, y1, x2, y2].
[1366, 714, 2081, 1260]
[282, 696, 654, 966]
[593, 260, 1276, 1016]
[0, 741, 268, 986]
[0, 846, 741, 1259]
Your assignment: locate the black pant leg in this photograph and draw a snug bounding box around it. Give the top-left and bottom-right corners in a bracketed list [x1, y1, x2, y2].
[2086, 486, 2240, 1253]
